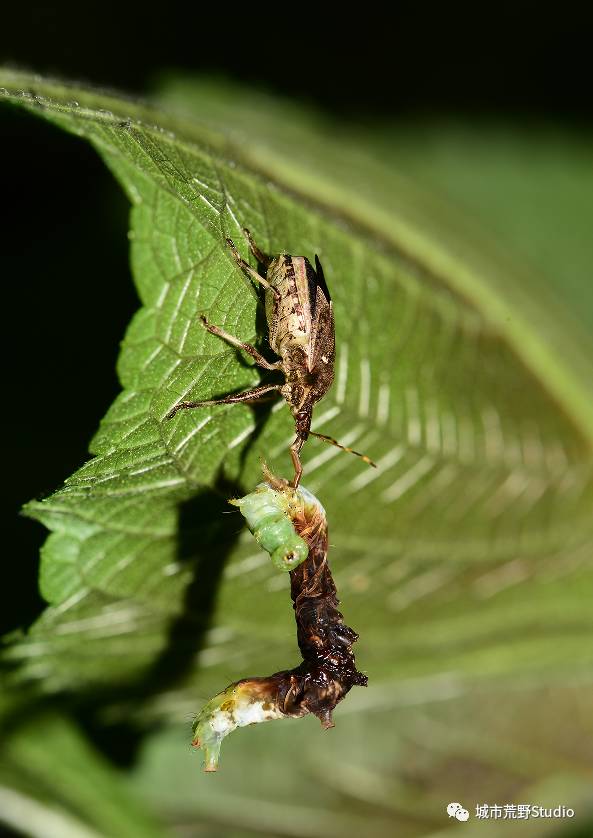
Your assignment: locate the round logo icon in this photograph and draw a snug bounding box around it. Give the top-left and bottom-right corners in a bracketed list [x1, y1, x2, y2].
[447, 802, 470, 821]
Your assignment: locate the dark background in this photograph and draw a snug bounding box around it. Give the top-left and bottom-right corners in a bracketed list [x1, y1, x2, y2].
[2, 5, 592, 633]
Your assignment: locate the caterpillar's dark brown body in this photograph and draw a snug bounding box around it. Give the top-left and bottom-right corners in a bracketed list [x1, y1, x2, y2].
[279, 488, 367, 728]
[239, 471, 366, 729]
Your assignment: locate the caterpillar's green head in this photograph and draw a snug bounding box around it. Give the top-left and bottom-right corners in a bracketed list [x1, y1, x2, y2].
[230, 481, 319, 572]
[270, 539, 308, 571]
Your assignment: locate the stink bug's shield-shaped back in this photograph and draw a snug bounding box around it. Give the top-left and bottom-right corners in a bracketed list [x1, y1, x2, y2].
[166, 230, 376, 487]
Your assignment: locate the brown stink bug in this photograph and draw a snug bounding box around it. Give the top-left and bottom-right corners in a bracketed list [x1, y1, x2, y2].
[167, 229, 376, 487]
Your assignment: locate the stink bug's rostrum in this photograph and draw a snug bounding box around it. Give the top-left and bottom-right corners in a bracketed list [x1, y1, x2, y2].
[167, 229, 376, 487]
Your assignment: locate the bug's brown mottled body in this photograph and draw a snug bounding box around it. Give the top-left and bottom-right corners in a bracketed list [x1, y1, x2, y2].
[265, 252, 336, 483]
[167, 229, 374, 487]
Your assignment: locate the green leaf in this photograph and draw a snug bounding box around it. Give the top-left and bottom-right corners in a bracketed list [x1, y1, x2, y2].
[1, 68, 593, 725]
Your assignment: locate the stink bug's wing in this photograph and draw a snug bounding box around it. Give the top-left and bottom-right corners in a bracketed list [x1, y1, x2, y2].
[293, 256, 316, 339]
[309, 294, 335, 369]
[313, 255, 331, 306]
[308, 256, 335, 369]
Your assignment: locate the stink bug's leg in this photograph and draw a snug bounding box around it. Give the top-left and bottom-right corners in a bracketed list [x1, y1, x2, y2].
[166, 384, 282, 419]
[226, 237, 280, 300]
[243, 228, 271, 267]
[200, 315, 281, 371]
[289, 435, 305, 489]
[309, 431, 377, 468]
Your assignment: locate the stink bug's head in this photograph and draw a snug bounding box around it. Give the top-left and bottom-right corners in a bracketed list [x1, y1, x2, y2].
[294, 405, 313, 439]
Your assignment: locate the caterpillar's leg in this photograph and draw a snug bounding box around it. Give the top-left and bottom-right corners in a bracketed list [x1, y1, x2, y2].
[227, 237, 280, 300]
[166, 384, 282, 420]
[200, 316, 281, 371]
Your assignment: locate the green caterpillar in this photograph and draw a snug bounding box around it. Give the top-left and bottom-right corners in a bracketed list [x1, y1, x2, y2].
[230, 482, 322, 571]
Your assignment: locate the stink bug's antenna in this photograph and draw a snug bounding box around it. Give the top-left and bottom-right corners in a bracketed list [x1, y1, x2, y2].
[309, 431, 376, 468]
